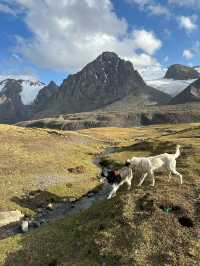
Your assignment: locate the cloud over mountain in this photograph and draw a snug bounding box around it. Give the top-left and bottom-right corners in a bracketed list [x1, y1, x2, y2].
[9, 0, 162, 72]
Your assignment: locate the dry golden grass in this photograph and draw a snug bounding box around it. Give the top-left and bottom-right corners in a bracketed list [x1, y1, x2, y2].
[1, 123, 200, 265]
[0, 125, 106, 214]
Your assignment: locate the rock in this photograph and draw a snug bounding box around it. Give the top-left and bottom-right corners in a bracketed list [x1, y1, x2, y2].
[68, 165, 86, 174]
[165, 64, 200, 80]
[69, 197, 76, 203]
[188, 247, 196, 257]
[170, 78, 200, 104]
[32, 51, 171, 118]
[0, 210, 24, 227]
[47, 203, 54, 210]
[40, 219, 48, 224]
[87, 192, 95, 197]
[37, 208, 43, 213]
[31, 221, 41, 228]
[21, 220, 29, 233]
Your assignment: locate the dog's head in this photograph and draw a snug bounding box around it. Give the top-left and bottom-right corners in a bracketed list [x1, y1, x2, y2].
[100, 168, 122, 185]
[125, 158, 138, 170]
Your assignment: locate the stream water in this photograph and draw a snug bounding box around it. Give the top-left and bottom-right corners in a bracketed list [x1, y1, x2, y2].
[0, 147, 116, 240]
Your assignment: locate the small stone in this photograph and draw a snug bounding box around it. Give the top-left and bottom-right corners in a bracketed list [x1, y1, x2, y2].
[21, 221, 29, 233]
[188, 247, 196, 257]
[47, 203, 54, 210]
[87, 192, 95, 197]
[69, 197, 76, 203]
[62, 198, 67, 202]
[40, 219, 48, 224]
[32, 221, 41, 228]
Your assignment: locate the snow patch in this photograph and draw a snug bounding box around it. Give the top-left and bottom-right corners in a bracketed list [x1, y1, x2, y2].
[0, 75, 45, 105]
[0, 81, 6, 92]
[20, 80, 44, 105]
[194, 67, 200, 74]
[146, 78, 196, 96]
[0, 75, 40, 83]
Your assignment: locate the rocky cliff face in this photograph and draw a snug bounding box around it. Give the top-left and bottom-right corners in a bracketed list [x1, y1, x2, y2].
[0, 79, 28, 123]
[170, 78, 200, 104]
[164, 64, 200, 80]
[0, 78, 44, 123]
[33, 81, 59, 111]
[34, 52, 171, 118]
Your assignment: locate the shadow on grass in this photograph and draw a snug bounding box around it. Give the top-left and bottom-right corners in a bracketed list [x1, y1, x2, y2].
[11, 190, 63, 213]
[3, 192, 138, 266]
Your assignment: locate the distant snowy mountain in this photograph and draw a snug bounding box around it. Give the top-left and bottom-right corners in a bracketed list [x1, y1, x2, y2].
[194, 66, 200, 74]
[146, 78, 196, 97]
[144, 64, 199, 97]
[0, 75, 45, 105]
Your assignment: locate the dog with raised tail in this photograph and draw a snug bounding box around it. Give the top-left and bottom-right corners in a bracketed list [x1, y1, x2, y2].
[126, 145, 182, 187]
[100, 166, 133, 199]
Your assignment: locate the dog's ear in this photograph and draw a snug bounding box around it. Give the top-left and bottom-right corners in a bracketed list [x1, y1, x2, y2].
[125, 159, 131, 166]
[125, 160, 131, 167]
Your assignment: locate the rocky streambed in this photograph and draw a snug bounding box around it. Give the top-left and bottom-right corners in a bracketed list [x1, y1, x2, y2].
[0, 147, 115, 240]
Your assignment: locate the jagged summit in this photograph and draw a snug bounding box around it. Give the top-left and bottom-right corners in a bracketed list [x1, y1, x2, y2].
[170, 78, 200, 104]
[35, 51, 170, 118]
[164, 64, 200, 80]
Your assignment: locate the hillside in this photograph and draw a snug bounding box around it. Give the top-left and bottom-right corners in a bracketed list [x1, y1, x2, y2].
[33, 52, 171, 118]
[170, 78, 200, 104]
[164, 64, 200, 80]
[17, 103, 200, 131]
[1, 124, 200, 265]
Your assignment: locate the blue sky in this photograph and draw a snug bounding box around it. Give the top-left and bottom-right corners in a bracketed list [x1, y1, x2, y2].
[0, 0, 199, 84]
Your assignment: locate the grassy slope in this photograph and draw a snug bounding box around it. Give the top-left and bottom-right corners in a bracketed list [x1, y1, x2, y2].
[0, 125, 106, 215]
[1, 124, 200, 265]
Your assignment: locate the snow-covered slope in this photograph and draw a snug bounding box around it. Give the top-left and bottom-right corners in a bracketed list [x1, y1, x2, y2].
[194, 66, 200, 74]
[19, 80, 45, 105]
[146, 78, 197, 97]
[0, 75, 45, 105]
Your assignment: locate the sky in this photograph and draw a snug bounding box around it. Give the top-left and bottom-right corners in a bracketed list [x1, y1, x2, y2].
[0, 0, 199, 84]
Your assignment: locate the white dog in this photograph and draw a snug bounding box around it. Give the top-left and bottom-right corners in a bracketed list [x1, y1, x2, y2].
[127, 145, 182, 187]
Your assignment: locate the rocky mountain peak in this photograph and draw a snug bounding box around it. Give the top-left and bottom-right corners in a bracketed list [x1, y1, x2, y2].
[164, 64, 200, 80]
[170, 78, 200, 104]
[33, 51, 170, 118]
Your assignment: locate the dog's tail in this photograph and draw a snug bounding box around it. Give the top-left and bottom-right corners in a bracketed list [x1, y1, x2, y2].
[174, 145, 181, 159]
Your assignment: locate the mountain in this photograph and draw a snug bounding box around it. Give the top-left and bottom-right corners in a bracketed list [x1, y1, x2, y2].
[33, 52, 171, 118]
[164, 64, 200, 80]
[0, 77, 44, 123]
[146, 78, 196, 97]
[170, 78, 200, 104]
[33, 81, 59, 112]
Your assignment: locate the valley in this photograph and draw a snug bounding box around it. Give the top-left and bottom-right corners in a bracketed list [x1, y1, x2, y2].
[0, 123, 200, 265]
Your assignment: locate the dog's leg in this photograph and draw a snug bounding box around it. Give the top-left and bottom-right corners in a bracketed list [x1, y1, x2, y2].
[172, 169, 183, 184]
[149, 170, 155, 187]
[107, 184, 118, 199]
[168, 171, 172, 181]
[138, 173, 148, 186]
[170, 161, 183, 184]
[126, 171, 133, 190]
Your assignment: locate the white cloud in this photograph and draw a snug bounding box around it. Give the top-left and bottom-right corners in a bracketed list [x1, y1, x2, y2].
[126, 0, 152, 9]
[132, 30, 162, 55]
[169, 0, 200, 9]
[178, 16, 197, 32]
[147, 4, 171, 17]
[183, 49, 194, 60]
[126, 0, 171, 18]
[0, 3, 16, 15]
[11, 0, 162, 72]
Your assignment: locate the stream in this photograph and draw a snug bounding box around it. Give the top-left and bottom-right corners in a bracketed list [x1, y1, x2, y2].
[0, 147, 116, 240]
